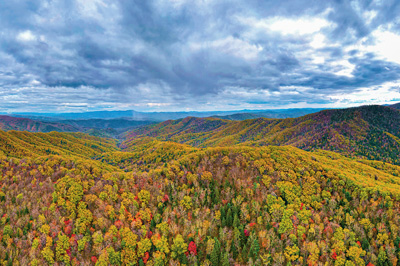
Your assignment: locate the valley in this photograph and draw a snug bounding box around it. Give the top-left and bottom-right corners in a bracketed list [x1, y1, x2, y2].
[0, 105, 400, 265]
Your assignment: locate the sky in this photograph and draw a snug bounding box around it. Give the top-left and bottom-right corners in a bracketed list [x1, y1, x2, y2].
[1, 0, 400, 112]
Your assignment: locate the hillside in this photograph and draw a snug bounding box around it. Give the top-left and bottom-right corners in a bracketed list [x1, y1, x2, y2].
[0, 115, 80, 133]
[59, 119, 154, 130]
[212, 108, 326, 120]
[1, 138, 400, 265]
[0, 116, 154, 139]
[389, 102, 400, 110]
[9, 108, 326, 122]
[124, 105, 400, 165]
[1, 105, 400, 265]
[0, 130, 118, 158]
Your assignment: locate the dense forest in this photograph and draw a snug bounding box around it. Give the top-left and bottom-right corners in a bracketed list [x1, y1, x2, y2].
[0, 116, 80, 133]
[124, 105, 400, 165]
[0, 116, 155, 139]
[1, 105, 400, 265]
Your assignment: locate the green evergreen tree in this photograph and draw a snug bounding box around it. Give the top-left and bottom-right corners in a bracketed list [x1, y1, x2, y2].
[222, 252, 230, 266]
[181, 253, 188, 264]
[233, 213, 240, 228]
[231, 239, 238, 259]
[221, 217, 226, 227]
[242, 242, 249, 262]
[240, 226, 246, 247]
[226, 208, 233, 227]
[214, 237, 221, 262]
[220, 205, 226, 218]
[213, 187, 220, 204]
[249, 237, 260, 260]
[211, 245, 219, 266]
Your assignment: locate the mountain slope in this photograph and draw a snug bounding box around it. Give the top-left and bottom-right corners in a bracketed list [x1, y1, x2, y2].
[59, 118, 154, 130]
[0, 130, 118, 158]
[212, 108, 327, 120]
[9, 108, 326, 121]
[2, 138, 400, 265]
[0, 115, 80, 132]
[124, 105, 400, 164]
[390, 102, 400, 109]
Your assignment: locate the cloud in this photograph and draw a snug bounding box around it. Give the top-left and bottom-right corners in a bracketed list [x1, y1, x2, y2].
[16, 30, 37, 42]
[0, 0, 400, 112]
[242, 16, 332, 35]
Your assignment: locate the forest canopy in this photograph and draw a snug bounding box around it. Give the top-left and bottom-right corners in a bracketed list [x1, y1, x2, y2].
[1, 106, 400, 265]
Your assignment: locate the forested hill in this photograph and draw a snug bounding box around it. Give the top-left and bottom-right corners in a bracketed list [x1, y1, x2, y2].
[123, 105, 400, 164]
[0, 115, 80, 133]
[2, 136, 400, 265]
[0, 130, 118, 158]
[390, 103, 400, 110]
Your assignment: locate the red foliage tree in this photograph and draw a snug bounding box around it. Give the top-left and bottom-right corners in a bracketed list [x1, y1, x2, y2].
[188, 241, 197, 255]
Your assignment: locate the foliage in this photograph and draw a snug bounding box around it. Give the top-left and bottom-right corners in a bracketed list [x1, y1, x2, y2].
[2, 108, 400, 265]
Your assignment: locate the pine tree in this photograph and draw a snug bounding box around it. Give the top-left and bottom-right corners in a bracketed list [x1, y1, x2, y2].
[221, 217, 226, 227]
[214, 187, 220, 204]
[214, 237, 221, 263]
[242, 241, 249, 262]
[240, 226, 246, 247]
[249, 238, 260, 260]
[220, 205, 226, 219]
[222, 252, 230, 266]
[231, 240, 238, 260]
[181, 254, 188, 264]
[233, 213, 240, 228]
[226, 208, 233, 227]
[211, 245, 219, 266]
[150, 218, 156, 229]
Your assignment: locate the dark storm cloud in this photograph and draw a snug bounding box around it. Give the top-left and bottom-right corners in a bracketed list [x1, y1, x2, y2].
[1, 0, 400, 112]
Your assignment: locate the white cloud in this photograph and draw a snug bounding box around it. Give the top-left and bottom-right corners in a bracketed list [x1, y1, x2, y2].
[146, 102, 172, 107]
[330, 81, 400, 104]
[238, 15, 332, 36]
[16, 30, 37, 42]
[345, 26, 400, 65]
[267, 17, 330, 35]
[331, 59, 355, 78]
[279, 86, 313, 92]
[370, 30, 400, 65]
[350, 1, 377, 25]
[76, 0, 106, 18]
[310, 33, 326, 49]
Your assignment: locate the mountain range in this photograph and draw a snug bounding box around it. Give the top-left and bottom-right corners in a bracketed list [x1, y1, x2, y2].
[1, 103, 400, 265]
[0, 115, 155, 138]
[123, 105, 400, 165]
[4, 108, 326, 121]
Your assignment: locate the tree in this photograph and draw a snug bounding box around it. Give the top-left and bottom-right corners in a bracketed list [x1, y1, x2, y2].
[226, 208, 233, 227]
[121, 227, 138, 265]
[211, 244, 220, 266]
[171, 234, 188, 260]
[41, 247, 55, 265]
[249, 237, 260, 260]
[55, 233, 70, 264]
[222, 252, 230, 266]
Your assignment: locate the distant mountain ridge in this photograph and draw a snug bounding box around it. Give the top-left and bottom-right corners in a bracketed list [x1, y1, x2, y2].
[0, 115, 80, 132]
[7, 108, 327, 121]
[0, 115, 154, 138]
[390, 102, 400, 109]
[212, 108, 327, 120]
[59, 118, 154, 130]
[124, 105, 400, 164]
